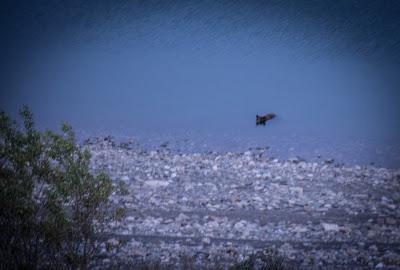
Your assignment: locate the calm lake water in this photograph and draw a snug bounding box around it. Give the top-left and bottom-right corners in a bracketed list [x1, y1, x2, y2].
[1, 0, 400, 167]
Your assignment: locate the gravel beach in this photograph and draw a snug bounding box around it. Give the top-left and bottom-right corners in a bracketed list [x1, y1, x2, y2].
[86, 137, 400, 269]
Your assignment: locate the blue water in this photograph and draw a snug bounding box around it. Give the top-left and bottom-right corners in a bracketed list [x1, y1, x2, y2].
[1, 0, 400, 167]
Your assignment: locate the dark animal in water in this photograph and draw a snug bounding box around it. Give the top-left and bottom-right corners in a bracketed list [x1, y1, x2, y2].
[256, 113, 276, 125]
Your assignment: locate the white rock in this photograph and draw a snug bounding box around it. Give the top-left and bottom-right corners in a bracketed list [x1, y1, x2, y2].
[322, 223, 339, 232]
[176, 213, 190, 221]
[254, 185, 263, 191]
[144, 180, 170, 188]
[202, 237, 211, 244]
[126, 216, 135, 222]
[234, 220, 247, 230]
[107, 238, 119, 246]
[121, 175, 130, 181]
[293, 225, 308, 233]
[290, 187, 303, 197]
[253, 196, 263, 202]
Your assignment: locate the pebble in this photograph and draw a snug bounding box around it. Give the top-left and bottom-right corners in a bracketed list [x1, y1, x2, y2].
[86, 137, 400, 269]
[144, 180, 170, 187]
[321, 223, 339, 232]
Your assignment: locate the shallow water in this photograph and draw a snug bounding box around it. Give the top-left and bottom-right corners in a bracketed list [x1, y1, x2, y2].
[1, 0, 400, 167]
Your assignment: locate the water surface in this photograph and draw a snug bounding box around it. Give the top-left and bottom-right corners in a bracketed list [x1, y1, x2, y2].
[1, 0, 400, 167]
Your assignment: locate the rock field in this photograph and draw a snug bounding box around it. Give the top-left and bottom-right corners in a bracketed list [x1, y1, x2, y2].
[86, 137, 400, 269]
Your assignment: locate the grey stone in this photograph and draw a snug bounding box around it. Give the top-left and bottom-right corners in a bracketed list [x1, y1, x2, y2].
[85, 137, 400, 269]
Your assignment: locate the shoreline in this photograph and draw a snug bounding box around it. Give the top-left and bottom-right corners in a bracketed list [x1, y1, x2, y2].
[80, 134, 400, 169]
[86, 136, 400, 269]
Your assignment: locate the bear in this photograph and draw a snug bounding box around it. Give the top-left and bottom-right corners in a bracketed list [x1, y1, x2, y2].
[256, 113, 276, 126]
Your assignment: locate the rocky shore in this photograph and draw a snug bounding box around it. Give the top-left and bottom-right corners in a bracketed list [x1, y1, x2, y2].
[85, 137, 400, 269]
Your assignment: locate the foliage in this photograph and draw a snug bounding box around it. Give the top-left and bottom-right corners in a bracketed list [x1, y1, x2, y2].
[0, 106, 119, 269]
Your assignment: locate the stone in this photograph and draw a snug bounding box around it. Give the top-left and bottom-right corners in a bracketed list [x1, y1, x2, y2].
[176, 213, 190, 222]
[234, 220, 247, 231]
[202, 237, 211, 245]
[386, 217, 396, 225]
[293, 225, 308, 233]
[339, 226, 351, 234]
[144, 180, 170, 187]
[290, 187, 303, 197]
[322, 223, 339, 232]
[106, 238, 120, 251]
[86, 138, 400, 268]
